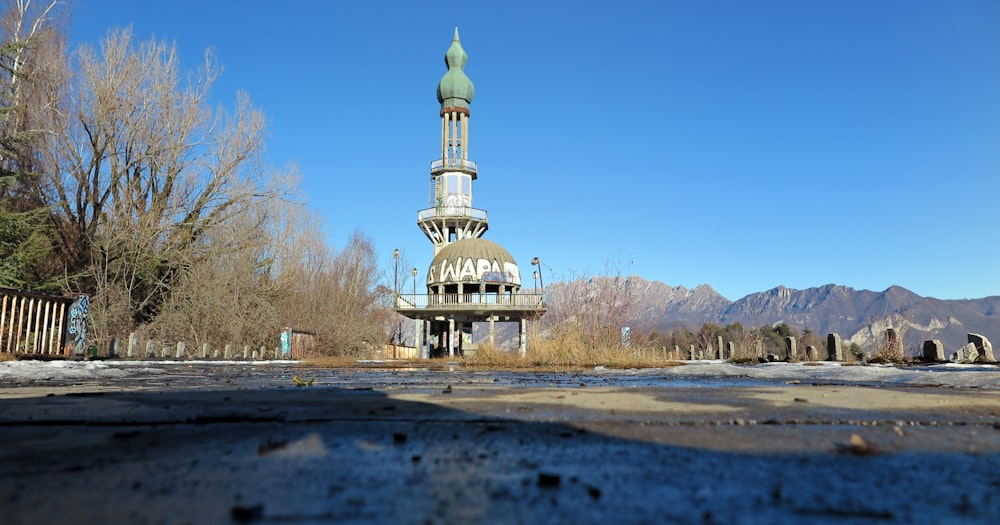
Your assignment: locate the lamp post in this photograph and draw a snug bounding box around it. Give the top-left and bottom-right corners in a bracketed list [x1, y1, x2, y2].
[533, 271, 538, 293]
[412, 267, 418, 296]
[393, 249, 400, 347]
[531, 257, 544, 292]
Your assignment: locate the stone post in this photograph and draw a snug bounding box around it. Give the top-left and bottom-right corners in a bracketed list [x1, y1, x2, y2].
[108, 338, 119, 359]
[967, 333, 996, 362]
[785, 336, 797, 361]
[717, 336, 724, 359]
[128, 333, 138, 358]
[224, 344, 232, 359]
[726, 341, 735, 360]
[689, 344, 695, 360]
[175, 341, 186, 359]
[886, 328, 902, 356]
[145, 341, 155, 359]
[243, 345, 250, 359]
[805, 345, 816, 361]
[827, 333, 843, 361]
[922, 340, 945, 362]
[202, 343, 210, 359]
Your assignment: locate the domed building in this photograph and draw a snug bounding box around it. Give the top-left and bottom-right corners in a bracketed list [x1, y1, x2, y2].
[394, 29, 545, 358]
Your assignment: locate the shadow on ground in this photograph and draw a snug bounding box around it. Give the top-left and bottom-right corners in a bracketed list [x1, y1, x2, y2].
[0, 371, 998, 524]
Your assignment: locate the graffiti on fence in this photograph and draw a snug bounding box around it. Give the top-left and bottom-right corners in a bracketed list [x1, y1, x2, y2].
[68, 295, 90, 355]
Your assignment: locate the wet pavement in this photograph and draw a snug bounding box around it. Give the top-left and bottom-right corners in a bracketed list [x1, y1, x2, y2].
[1, 362, 999, 524]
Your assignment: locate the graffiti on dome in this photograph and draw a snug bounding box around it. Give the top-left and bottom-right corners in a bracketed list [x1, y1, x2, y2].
[429, 256, 521, 286]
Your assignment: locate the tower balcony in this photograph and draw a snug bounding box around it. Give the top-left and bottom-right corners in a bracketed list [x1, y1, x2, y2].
[431, 158, 477, 176]
[417, 206, 488, 222]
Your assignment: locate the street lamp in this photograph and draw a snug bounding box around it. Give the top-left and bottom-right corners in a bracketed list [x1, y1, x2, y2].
[393, 249, 400, 347]
[393, 249, 400, 300]
[531, 257, 544, 292]
[412, 267, 418, 296]
[533, 271, 538, 293]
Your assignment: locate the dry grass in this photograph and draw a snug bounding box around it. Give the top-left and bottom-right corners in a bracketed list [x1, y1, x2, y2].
[0, 352, 15, 362]
[465, 334, 686, 370]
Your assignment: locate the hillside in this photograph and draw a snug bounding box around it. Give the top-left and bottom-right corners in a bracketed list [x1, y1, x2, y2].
[546, 277, 1000, 353]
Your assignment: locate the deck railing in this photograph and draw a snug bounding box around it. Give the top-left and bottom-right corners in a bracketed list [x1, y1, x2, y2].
[395, 293, 545, 310]
[430, 158, 478, 173]
[417, 206, 488, 222]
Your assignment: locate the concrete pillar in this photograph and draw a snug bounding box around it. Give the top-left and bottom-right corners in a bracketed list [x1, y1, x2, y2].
[827, 333, 843, 361]
[415, 319, 423, 359]
[145, 341, 155, 359]
[448, 318, 455, 357]
[519, 318, 528, 358]
[968, 333, 996, 362]
[922, 340, 945, 361]
[224, 344, 232, 359]
[202, 343, 210, 359]
[717, 336, 724, 359]
[108, 338, 119, 359]
[726, 341, 735, 360]
[128, 333, 138, 358]
[175, 341, 185, 359]
[785, 336, 797, 361]
[489, 316, 496, 347]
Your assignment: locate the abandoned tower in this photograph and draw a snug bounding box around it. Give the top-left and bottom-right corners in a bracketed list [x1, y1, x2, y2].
[394, 28, 546, 358]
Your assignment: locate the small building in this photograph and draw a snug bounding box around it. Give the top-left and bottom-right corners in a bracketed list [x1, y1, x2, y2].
[394, 29, 545, 357]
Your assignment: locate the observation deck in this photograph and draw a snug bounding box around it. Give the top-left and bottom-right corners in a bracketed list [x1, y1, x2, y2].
[431, 158, 477, 177]
[394, 293, 546, 321]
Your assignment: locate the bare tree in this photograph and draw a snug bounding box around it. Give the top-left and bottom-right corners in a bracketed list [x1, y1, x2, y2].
[273, 230, 389, 357]
[38, 28, 290, 339]
[0, 0, 65, 289]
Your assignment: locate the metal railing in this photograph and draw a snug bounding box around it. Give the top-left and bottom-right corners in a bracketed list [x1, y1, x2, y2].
[417, 206, 488, 222]
[431, 158, 478, 173]
[395, 293, 545, 310]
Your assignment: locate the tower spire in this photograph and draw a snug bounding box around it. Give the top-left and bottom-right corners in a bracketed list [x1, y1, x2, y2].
[419, 29, 487, 255]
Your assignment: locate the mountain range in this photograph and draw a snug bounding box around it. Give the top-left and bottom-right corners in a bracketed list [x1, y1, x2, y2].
[552, 277, 1000, 354]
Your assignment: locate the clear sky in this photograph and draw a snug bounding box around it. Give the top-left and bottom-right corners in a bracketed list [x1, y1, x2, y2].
[68, 0, 1000, 300]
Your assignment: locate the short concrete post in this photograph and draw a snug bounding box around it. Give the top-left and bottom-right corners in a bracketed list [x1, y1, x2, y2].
[161, 347, 170, 358]
[259, 346, 266, 360]
[717, 336, 724, 359]
[108, 338, 120, 359]
[145, 341, 155, 359]
[922, 340, 945, 361]
[805, 345, 817, 361]
[968, 333, 996, 362]
[128, 333, 138, 358]
[886, 328, 902, 356]
[242, 345, 250, 359]
[785, 336, 797, 361]
[224, 344, 232, 359]
[827, 333, 843, 361]
[175, 341, 186, 359]
[202, 343, 210, 359]
[689, 344, 695, 360]
[726, 341, 735, 360]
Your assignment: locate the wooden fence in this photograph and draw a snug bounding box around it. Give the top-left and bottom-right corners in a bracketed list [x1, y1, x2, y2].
[1, 288, 89, 356]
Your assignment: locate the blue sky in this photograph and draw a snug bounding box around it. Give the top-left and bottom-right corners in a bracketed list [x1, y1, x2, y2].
[69, 0, 1000, 300]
